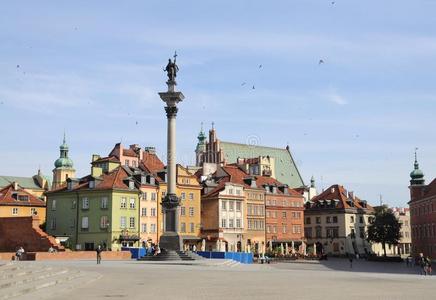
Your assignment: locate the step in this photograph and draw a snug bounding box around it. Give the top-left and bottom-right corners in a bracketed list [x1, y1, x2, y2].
[0, 270, 83, 300]
[0, 269, 69, 289]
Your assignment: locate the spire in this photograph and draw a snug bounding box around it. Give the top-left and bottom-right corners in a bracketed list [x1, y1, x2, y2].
[310, 176, 315, 188]
[54, 133, 74, 168]
[63, 130, 66, 145]
[410, 147, 424, 186]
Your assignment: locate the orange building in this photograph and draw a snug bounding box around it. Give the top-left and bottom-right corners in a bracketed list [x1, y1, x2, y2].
[0, 182, 46, 225]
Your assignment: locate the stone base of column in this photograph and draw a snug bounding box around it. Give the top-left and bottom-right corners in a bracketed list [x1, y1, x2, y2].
[159, 232, 182, 251]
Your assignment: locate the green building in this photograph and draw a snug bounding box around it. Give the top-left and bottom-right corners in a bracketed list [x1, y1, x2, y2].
[46, 166, 141, 251]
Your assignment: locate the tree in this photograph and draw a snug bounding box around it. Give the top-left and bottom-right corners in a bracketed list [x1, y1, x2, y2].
[366, 206, 402, 257]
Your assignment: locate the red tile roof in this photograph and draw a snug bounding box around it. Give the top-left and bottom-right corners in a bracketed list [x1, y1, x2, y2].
[92, 156, 120, 164]
[142, 152, 165, 173]
[422, 178, 436, 199]
[123, 148, 137, 157]
[310, 184, 373, 211]
[0, 183, 45, 207]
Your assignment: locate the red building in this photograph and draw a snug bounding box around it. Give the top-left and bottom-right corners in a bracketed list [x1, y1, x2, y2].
[409, 153, 436, 258]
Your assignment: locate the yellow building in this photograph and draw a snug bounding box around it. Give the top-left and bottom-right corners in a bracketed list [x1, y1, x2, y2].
[52, 134, 76, 190]
[0, 170, 50, 200]
[0, 182, 46, 224]
[156, 165, 202, 250]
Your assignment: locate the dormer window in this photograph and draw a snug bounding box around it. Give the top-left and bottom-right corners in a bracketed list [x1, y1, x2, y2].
[129, 181, 135, 190]
[18, 195, 29, 201]
[67, 181, 73, 190]
[141, 176, 146, 184]
[89, 181, 95, 189]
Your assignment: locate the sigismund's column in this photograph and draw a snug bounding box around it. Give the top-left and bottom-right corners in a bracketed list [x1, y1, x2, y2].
[158, 53, 184, 251]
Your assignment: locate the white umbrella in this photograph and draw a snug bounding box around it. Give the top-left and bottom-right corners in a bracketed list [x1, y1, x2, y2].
[291, 241, 295, 254]
[285, 243, 289, 255]
[280, 243, 284, 255]
[201, 239, 206, 251]
[313, 243, 317, 256]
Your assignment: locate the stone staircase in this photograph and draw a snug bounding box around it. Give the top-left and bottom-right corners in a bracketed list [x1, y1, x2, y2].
[0, 262, 98, 299]
[138, 249, 196, 261]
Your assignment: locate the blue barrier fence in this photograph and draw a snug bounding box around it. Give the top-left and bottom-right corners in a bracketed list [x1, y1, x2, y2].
[196, 251, 253, 264]
[121, 247, 146, 259]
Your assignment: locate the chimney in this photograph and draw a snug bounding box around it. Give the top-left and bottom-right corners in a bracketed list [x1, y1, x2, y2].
[144, 146, 156, 155]
[278, 184, 289, 194]
[13, 181, 19, 190]
[349, 191, 354, 200]
[92, 154, 101, 162]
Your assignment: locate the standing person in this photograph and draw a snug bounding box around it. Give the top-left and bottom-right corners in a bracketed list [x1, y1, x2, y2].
[426, 257, 432, 275]
[192, 244, 197, 252]
[419, 253, 427, 275]
[96, 245, 102, 264]
[348, 253, 353, 269]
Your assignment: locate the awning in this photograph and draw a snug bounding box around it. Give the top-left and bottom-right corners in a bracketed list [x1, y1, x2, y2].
[119, 235, 140, 242]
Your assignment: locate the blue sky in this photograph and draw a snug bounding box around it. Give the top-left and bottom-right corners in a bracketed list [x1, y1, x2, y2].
[0, 1, 435, 207]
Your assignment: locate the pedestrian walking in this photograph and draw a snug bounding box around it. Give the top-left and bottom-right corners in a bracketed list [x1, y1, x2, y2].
[348, 253, 353, 269]
[426, 256, 432, 275]
[96, 245, 102, 264]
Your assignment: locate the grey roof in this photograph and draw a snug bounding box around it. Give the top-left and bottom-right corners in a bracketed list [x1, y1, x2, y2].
[0, 175, 44, 190]
[220, 141, 304, 188]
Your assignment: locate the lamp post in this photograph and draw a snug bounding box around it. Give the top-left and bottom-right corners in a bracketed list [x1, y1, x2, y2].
[158, 53, 185, 251]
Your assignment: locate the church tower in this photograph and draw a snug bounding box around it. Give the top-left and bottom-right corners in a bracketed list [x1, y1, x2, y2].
[52, 133, 76, 189]
[195, 123, 207, 166]
[409, 149, 425, 202]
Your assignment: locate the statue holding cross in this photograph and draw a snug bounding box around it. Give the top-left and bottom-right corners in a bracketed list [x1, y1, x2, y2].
[165, 51, 179, 82]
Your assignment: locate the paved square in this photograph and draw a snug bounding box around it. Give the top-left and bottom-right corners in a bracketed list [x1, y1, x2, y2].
[8, 258, 432, 300]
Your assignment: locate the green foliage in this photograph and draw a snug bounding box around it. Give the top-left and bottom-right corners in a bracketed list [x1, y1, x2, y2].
[367, 206, 402, 256]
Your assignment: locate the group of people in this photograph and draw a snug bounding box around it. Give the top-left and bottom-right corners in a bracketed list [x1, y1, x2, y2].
[142, 241, 161, 256]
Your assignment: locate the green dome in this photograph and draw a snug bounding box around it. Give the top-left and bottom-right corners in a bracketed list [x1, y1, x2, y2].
[54, 157, 74, 168]
[410, 166, 424, 179]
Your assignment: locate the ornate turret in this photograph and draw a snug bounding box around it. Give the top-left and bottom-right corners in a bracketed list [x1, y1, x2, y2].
[52, 133, 76, 189]
[410, 149, 425, 186]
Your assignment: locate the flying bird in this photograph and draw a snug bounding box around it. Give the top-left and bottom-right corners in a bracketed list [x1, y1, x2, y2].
[332, 1, 335, 4]
[319, 59, 324, 65]
[135, 121, 139, 125]
[252, 85, 255, 90]
[16, 65, 20, 68]
[241, 82, 246, 86]
[258, 64, 262, 68]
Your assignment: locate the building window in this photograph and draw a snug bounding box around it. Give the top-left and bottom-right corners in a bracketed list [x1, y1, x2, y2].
[141, 223, 147, 233]
[129, 217, 135, 228]
[181, 222, 186, 233]
[181, 192, 186, 200]
[125, 160, 130, 167]
[266, 225, 271, 233]
[229, 201, 234, 211]
[229, 188, 233, 195]
[236, 189, 241, 196]
[132, 160, 137, 168]
[282, 212, 287, 219]
[316, 217, 321, 224]
[141, 208, 147, 216]
[190, 223, 194, 233]
[350, 216, 355, 223]
[82, 197, 89, 209]
[236, 202, 241, 211]
[100, 216, 108, 229]
[333, 216, 338, 223]
[151, 208, 156, 217]
[189, 193, 194, 200]
[316, 226, 322, 238]
[50, 218, 56, 230]
[52, 200, 57, 211]
[81, 217, 89, 229]
[229, 219, 234, 228]
[161, 191, 166, 198]
[304, 227, 312, 238]
[151, 193, 157, 201]
[221, 219, 227, 228]
[120, 216, 126, 229]
[189, 207, 194, 217]
[120, 197, 127, 209]
[282, 225, 287, 233]
[89, 181, 95, 189]
[150, 223, 156, 233]
[236, 219, 242, 228]
[359, 227, 365, 238]
[142, 192, 147, 201]
[101, 197, 108, 209]
[31, 208, 37, 215]
[129, 198, 136, 209]
[326, 216, 331, 223]
[359, 216, 364, 223]
[11, 207, 18, 215]
[129, 181, 135, 190]
[181, 206, 186, 216]
[71, 200, 76, 209]
[222, 201, 227, 210]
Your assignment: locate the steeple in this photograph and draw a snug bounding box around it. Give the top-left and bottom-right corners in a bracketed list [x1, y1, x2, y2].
[310, 176, 315, 188]
[195, 123, 207, 166]
[197, 122, 206, 146]
[52, 133, 76, 189]
[55, 133, 73, 168]
[410, 148, 425, 186]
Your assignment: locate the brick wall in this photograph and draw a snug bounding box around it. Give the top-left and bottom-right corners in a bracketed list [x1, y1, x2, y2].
[0, 216, 64, 252]
[0, 251, 131, 261]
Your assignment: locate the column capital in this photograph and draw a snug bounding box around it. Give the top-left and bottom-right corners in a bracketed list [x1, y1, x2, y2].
[165, 106, 178, 118]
